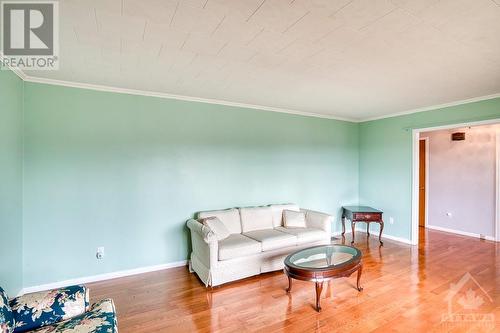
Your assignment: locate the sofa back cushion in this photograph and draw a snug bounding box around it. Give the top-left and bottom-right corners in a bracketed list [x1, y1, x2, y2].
[269, 204, 300, 227]
[198, 208, 242, 234]
[0, 286, 14, 333]
[283, 210, 307, 228]
[240, 207, 274, 232]
[199, 217, 230, 241]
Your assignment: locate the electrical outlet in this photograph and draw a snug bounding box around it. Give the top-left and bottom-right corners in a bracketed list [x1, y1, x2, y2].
[96, 247, 104, 260]
[389, 217, 394, 224]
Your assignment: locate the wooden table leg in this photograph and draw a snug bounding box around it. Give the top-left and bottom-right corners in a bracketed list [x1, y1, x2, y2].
[351, 221, 356, 244]
[366, 222, 370, 237]
[378, 220, 384, 245]
[356, 264, 363, 291]
[315, 281, 324, 312]
[286, 275, 292, 293]
[341, 216, 346, 237]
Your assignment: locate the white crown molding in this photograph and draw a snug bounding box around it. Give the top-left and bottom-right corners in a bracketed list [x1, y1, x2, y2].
[362, 93, 500, 122]
[2, 65, 498, 123]
[22, 75, 358, 122]
[0, 52, 27, 80]
[17, 260, 188, 296]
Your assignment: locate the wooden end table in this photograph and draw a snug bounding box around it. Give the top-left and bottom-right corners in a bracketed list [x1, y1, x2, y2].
[284, 245, 363, 312]
[342, 206, 384, 245]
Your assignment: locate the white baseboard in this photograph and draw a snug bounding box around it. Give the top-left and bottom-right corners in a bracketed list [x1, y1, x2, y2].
[332, 229, 412, 245]
[381, 233, 413, 245]
[18, 260, 188, 296]
[20, 227, 417, 296]
[426, 225, 496, 241]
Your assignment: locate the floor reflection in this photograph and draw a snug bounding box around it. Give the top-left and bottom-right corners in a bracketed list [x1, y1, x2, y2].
[88, 229, 500, 332]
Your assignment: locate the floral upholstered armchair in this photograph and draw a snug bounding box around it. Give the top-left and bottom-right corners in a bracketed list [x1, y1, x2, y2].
[0, 285, 117, 333]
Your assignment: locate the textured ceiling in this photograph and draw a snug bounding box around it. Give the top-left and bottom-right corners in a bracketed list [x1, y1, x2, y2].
[25, 0, 500, 120]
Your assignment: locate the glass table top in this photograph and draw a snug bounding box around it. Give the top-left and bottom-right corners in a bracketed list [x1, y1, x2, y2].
[285, 245, 361, 270]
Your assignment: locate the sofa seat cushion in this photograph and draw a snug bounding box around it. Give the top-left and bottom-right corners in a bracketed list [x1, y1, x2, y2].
[243, 229, 297, 251]
[32, 299, 117, 333]
[218, 234, 262, 261]
[275, 227, 327, 244]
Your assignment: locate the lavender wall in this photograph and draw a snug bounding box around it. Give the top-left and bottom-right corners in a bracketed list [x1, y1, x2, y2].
[422, 124, 499, 238]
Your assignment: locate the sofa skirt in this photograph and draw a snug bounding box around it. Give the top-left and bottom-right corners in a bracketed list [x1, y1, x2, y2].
[190, 239, 328, 287]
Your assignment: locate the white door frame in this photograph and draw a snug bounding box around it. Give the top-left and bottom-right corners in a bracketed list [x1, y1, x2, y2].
[496, 130, 500, 241]
[411, 118, 500, 245]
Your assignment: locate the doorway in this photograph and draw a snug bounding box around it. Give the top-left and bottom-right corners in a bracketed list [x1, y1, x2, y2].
[411, 118, 500, 245]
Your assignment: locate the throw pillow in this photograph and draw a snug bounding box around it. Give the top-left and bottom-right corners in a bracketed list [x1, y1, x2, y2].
[199, 217, 230, 240]
[0, 286, 14, 333]
[283, 210, 306, 228]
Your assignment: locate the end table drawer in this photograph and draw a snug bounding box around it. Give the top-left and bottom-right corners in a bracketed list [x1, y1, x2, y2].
[353, 213, 381, 221]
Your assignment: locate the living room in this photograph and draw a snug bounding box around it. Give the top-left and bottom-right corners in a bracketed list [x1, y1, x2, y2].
[1, 0, 499, 332]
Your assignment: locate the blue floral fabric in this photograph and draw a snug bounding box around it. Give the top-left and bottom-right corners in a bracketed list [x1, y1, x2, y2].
[31, 299, 117, 333]
[10, 286, 89, 333]
[0, 286, 15, 333]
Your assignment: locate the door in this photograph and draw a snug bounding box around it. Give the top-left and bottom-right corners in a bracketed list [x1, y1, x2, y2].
[419, 139, 426, 227]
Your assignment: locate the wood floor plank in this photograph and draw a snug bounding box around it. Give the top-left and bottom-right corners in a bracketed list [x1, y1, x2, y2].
[88, 229, 500, 332]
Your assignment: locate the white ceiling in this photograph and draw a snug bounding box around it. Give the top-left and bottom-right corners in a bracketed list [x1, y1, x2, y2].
[26, 0, 500, 121]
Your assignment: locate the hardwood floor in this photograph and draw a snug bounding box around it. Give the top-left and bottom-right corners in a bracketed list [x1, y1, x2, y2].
[89, 229, 499, 332]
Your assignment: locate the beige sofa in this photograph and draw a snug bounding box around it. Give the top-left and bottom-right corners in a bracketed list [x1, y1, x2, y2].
[187, 204, 332, 286]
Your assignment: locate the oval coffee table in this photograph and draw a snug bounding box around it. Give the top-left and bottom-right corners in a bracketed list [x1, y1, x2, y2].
[284, 244, 363, 312]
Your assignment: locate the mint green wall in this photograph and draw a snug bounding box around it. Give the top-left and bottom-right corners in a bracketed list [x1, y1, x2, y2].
[0, 70, 23, 295]
[11, 74, 500, 289]
[22, 82, 359, 286]
[359, 98, 500, 240]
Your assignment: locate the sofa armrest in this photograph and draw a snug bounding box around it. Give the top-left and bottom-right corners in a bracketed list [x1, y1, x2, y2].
[82, 299, 117, 332]
[10, 285, 89, 333]
[187, 219, 219, 269]
[302, 209, 332, 235]
[39, 299, 117, 333]
[187, 219, 218, 243]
